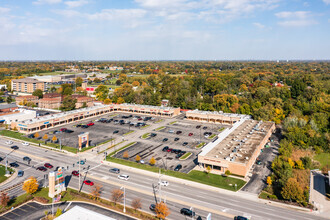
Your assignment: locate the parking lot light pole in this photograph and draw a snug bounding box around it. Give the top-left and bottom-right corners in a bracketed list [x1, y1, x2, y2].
[78, 148, 81, 192]
[120, 186, 126, 213]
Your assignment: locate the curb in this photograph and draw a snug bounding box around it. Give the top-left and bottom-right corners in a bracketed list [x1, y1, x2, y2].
[0, 168, 17, 188]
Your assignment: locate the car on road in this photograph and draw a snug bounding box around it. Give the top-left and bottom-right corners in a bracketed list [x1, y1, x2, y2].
[182, 142, 188, 146]
[44, 163, 53, 169]
[77, 160, 85, 165]
[17, 170, 24, 177]
[109, 168, 120, 174]
[118, 174, 130, 180]
[149, 204, 156, 211]
[36, 166, 47, 171]
[158, 181, 169, 186]
[162, 146, 169, 152]
[180, 208, 195, 217]
[5, 140, 13, 145]
[234, 216, 249, 220]
[22, 142, 30, 146]
[113, 130, 119, 134]
[9, 162, 19, 168]
[162, 138, 168, 142]
[11, 145, 19, 150]
[83, 180, 94, 186]
[72, 170, 79, 177]
[87, 122, 94, 126]
[23, 156, 31, 162]
[174, 137, 180, 141]
[188, 133, 193, 136]
[174, 164, 182, 171]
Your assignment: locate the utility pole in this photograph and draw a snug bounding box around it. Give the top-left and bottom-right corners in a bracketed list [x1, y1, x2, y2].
[78, 148, 81, 192]
[120, 186, 126, 213]
[5, 153, 8, 174]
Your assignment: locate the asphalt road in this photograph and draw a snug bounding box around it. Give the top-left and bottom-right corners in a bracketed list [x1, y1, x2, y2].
[0, 137, 326, 220]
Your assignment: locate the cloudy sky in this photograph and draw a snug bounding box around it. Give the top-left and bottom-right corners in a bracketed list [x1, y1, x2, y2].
[0, 0, 329, 60]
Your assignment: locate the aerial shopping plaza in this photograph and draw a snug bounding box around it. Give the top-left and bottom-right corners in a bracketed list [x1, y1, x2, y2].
[10, 103, 275, 177]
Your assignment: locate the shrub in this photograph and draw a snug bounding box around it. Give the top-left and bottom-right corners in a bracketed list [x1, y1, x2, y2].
[268, 195, 278, 200]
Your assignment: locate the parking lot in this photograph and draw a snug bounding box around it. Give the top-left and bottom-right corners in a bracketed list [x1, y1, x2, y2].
[26, 112, 230, 173]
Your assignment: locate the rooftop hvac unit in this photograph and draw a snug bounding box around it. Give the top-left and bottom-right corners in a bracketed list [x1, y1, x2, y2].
[245, 157, 249, 160]
[219, 151, 222, 154]
[215, 155, 218, 158]
[225, 157, 231, 161]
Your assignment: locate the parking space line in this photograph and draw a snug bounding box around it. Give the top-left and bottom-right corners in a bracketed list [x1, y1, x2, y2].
[0, 215, 12, 220]
[7, 211, 20, 216]
[25, 204, 38, 210]
[16, 207, 28, 212]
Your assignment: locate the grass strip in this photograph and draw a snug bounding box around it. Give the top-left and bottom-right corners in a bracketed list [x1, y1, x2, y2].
[169, 121, 177, 125]
[196, 142, 206, 149]
[154, 119, 164, 123]
[218, 127, 226, 132]
[141, 133, 150, 139]
[106, 157, 245, 191]
[179, 152, 192, 160]
[141, 124, 151, 129]
[155, 126, 165, 131]
[98, 140, 125, 155]
[208, 134, 217, 139]
[0, 165, 14, 183]
[123, 130, 135, 136]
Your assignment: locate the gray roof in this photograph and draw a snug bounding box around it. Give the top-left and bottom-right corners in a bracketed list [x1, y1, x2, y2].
[0, 103, 17, 110]
[12, 78, 41, 83]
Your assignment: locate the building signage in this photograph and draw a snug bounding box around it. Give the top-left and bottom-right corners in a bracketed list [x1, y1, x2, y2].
[44, 122, 49, 125]
[18, 124, 27, 127]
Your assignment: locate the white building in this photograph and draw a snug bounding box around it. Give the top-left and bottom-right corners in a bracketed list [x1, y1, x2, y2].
[0, 109, 37, 124]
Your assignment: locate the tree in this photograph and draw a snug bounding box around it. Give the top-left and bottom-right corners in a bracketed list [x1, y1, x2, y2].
[32, 89, 43, 99]
[6, 95, 13, 104]
[60, 95, 77, 111]
[104, 98, 111, 104]
[225, 170, 231, 176]
[95, 85, 109, 101]
[90, 183, 102, 200]
[117, 97, 125, 104]
[295, 160, 304, 170]
[82, 102, 87, 108]
[75, 77, 83, 87]
[111, 189, 123, 204]
[23, 177, 39, 194]
[55, 208, 63, 217]
[52, 135, 57, 143]
[281, 178, 305, 202]
[132, 81, 140, 87]
[123, 151, 129, 159]
[0, 192, 10, 207]
[136, 155, 141, 162]
[155, 202, 170, 219]
[34, 132, 39, 138]
[63, 87, 73, 96]
[149, 157, 156, 166]
[131, 198, 142, 210]
[206, 166, 211, 176]
[267, 176, 272, 186]
[43, 134, 48, 140]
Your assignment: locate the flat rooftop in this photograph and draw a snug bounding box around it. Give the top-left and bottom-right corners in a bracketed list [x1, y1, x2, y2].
[203, 120, 274, 164]
[187, 109, 251, 119]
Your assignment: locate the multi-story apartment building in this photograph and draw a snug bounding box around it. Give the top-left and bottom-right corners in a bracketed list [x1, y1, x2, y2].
[11, 78, 46, 93]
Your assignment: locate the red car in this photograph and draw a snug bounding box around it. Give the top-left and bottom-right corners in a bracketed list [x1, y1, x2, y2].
[166, 148, 173, 152]
[72, 170, 79, 177]
[37, 166, 47, 172]
[84, 180, 94, 186]
[188, 133, 193, 136]
[44, 163, 53, 169]
[60, 128, 67, 132]
[87, 122, 94, 126]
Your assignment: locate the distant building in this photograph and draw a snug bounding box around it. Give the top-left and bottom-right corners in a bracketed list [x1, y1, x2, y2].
[0, 109, 36, 124]
[11, 78, 46, 93]
[38, 94, 93, 109]
[72, 95, 94, 108]
[55, 205, 116, 220]
[0, 103, 18, 116]
[43, 93, 62, 99]
[31, 75, 62, 83]
[16, 95, 39, 106]
[38, 97, 62, 109]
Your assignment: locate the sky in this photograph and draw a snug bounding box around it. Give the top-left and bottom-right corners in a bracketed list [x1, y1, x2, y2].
[0, 0, 329, 60]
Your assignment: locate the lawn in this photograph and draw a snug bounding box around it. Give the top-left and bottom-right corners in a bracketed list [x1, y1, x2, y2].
[0, 165, 14, 184]
[314, 153, 330, 168]
[218, 127, 226, 132]
[123, 130, 135, 136]
[142, 124, 151, 128]
[106, 157, 246, 191]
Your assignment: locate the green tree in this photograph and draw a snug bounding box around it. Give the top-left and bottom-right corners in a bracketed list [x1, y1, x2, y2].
[95, 85, 109, 101]
[75, 77, 83, 87]
[63, 87, 73, 96]
[6, 95, 13, 104]
[32, 89, 43, 98]
[60, 96, 77, 111]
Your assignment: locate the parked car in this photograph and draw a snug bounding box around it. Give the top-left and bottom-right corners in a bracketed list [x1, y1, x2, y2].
[76, 124, 83, 127]
[23, 156, 31, 162]
[180, 208, 195, 217]
[44, 163, 53, 169]
[72, 170, 79, 177]
[27, 134, 34, 138]
[196, 125, 201, 129]
[163, 138, 168, 142]
[176, 131, 182, 134]
[166, 148, 173, 152]
[168, 130, 174, 133]
[65, 129, 74, 133]
[234, 216, 249, 220]
[36, 166, 47, 171]
[109, 168, 120, 174]
[17, 170, 24, 177]
[182, 142, 188, 146]
[6, 140, 13, 145]
[162, 146, 169, 152]
[149, 204, 156, 212]
[150, 133, 157, 137]
[81, 125, 89, 128]
[203, 126, 208, 130]
[174, 137, 180, 141]
[87, 122, 94, 126]
[176, 153, 183, 158]
[10, 162, 19, 167]
[22, 142, 29, 146]
[140, 160, 145, 164]
[158, 181, 169, 187]
[83, 180, 94, 186]
[113, 130, 119, 134]
[188, 133, 193, 136]
[174, 164, 182, 171]
[256, 159, 262, 165]
[0, 157, 3, 162]
[60, 128, 67, 132]
[11, 145, 19, 150]
[77, 160, 85, 165]
[118, 174, 130, 180]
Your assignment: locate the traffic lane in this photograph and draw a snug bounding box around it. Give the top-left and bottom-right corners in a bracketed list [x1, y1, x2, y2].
[67, 175, 229, 220]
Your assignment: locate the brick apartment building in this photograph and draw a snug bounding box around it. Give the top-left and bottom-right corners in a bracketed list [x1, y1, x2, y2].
[0, 103, 18, 116]
[11, 78, 46, 93]
[16, 95, 39, 106]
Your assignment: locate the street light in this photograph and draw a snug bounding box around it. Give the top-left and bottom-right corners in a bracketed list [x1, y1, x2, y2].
[120, 186, 126, 213]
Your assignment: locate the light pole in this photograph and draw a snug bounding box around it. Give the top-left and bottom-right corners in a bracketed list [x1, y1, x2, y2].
[120, 186, 126, 213]
[5, 153, 8, 174]
[78, 148, 81, 192]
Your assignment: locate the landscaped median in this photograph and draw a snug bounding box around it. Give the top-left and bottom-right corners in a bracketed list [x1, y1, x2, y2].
[0, 165, 14, 184]
[123, 130, 135, 136]
[154, 119, 164, 123]
[109, 142, 136, 157]
[0, 130, 95, 154]
[169, 121, 177, 125]
[155, 126, 165, 131]
[179, 152, 192, 160]
[195, 142, 206, 149]
[106, 157, 246, 191]
[208, 134, 217, 139]
[141, 133, 150, 139]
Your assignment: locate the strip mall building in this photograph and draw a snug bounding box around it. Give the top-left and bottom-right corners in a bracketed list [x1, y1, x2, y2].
[11, 103, 180, 134]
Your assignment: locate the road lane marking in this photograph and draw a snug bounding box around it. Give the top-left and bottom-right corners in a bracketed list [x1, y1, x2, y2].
[84, 173, 235, 219]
